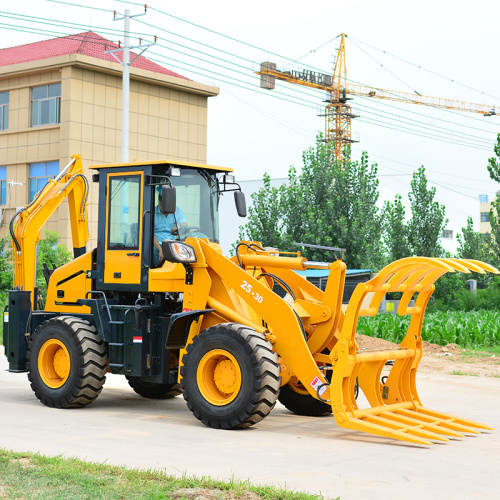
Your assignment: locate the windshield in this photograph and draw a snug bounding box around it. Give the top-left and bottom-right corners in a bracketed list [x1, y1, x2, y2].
[153, 167, 220, 244]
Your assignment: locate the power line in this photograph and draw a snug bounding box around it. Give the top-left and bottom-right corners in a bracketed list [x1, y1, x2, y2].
[22, 4, 500, 137]
[347, 35, 500, 104]
[2, 8, 498, 154]
[0, 18, 494, 153]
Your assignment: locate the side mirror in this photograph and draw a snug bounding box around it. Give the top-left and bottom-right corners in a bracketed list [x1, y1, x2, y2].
[161, 185, 176, 214]
[234, 191, 247, 218]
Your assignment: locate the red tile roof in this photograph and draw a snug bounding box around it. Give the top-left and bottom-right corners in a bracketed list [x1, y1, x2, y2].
[0, 31, 188, 80]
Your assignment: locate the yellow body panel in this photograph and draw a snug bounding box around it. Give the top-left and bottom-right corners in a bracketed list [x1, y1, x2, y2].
[45, 251, 93, 314]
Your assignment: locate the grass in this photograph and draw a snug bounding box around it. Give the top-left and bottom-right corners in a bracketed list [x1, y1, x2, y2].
[0, 449, 332, 500]
[449, 370, 479, 377]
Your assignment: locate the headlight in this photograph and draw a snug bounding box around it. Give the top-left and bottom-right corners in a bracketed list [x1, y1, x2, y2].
[162, 241, 197, 263]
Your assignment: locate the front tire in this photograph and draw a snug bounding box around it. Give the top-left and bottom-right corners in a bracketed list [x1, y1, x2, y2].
[181, 323, 281, 429]
[27, 316, 108, 408]
[126, 376, 182, 399]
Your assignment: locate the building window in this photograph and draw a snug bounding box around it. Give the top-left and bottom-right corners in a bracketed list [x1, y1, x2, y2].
[479, 194, 488, 204]
[0, 166, 6, 205]
[29, 161, 59, 201]
[0, 92, 8, 131]
[442, 229, 453, 239]
[31, 83, 61, 127]
[480, 233, 490, 244]
[481, 212, 490, 223]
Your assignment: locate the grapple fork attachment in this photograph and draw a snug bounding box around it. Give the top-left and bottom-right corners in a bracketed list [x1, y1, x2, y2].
[329, 257, 497, 445]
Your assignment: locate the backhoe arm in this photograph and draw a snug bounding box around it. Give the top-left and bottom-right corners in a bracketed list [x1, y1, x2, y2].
[10, 154, 89, 305]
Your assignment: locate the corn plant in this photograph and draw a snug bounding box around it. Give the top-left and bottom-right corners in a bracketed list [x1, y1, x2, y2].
[357, 310, 500, 348]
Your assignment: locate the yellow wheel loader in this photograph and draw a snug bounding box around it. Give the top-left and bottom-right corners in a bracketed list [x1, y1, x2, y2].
[3, 154, 497, 445]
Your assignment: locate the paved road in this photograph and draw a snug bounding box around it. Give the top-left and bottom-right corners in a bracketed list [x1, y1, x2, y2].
[1, 353, 499, 500]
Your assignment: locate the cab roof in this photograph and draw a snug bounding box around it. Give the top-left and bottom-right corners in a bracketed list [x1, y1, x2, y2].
[89, 158, 233, 173]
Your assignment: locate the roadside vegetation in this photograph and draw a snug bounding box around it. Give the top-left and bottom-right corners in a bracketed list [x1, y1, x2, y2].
[357, 310, 500, 349]
[0, 449, 330, 500]
[239, 134, 500, 351]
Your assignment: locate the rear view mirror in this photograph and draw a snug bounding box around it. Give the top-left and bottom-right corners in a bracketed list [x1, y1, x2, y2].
[234, 191, 247, 218]
[161, 185, 176, 214]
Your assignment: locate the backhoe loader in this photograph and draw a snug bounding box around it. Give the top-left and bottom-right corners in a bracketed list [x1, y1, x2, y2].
[3, 154, 497, 445]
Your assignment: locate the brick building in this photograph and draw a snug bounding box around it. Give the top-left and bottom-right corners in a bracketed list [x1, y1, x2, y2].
[0, 31, 218, 248]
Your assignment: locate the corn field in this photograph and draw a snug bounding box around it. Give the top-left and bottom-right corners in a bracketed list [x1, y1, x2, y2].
[356, 310, 500, 348]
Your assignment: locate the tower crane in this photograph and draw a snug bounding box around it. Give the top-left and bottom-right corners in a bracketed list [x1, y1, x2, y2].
[258, 33, 500, 163]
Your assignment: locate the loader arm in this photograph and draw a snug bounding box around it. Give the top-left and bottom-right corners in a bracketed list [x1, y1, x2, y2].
[10, 154, 89, 306]
[197, 240, 332, 402]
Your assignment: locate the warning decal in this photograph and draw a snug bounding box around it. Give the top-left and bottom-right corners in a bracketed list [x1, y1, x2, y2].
[310, 376, 328, 396]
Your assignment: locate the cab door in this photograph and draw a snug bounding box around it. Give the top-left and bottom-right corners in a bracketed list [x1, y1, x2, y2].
[104, 171, 144, 286]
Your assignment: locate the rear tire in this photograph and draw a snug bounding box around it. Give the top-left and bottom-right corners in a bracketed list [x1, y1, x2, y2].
[126, 376, 182, 399]
[181, 323, 281, 429]
[278, 376, 332, 416]
[27, 316, 108, 408]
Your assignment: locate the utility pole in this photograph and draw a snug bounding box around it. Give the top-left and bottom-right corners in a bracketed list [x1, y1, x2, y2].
[105, 6, 155, 162]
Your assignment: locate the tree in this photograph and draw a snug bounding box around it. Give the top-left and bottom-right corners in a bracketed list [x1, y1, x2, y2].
[382, 195, 411, 261]
[487, 133, 500, 183]
[35, 230, 72, 299]
[456, 217, 485, 261]
[382, 166, 447, 259]
[485, 133, 500, 264]
[407, 166, 447, 257]
[456, 216, 491, 287]
[238, 136, 384, 270]
[237, 173, 286, 249]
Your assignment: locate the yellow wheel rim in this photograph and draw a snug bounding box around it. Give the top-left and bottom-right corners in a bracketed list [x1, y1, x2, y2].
[197, 349, 242, 406]
[288, 376, 309, 396]
[38, 339, 71, 389]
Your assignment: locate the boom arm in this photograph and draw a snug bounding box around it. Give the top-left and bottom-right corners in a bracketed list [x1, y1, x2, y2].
[10, 154, 90, 305]
[258, 66, 500, 116]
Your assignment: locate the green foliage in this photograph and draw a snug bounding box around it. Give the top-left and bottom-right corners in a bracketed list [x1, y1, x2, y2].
[237, 172, 285, 249]
[35, 230, 72, 299]
[407, 166, 448, 257]
[429, 275, 500, 312]
[382, 194, 411, 261]
[382, 166, 448, 259]
[484, 134, 500, 265]
[358, 310, 500, 348]
[238, 136, 384, 270]
[0, 237, 13, 292]
[456, 216, 486, 261]
[487, 133, 500, 184]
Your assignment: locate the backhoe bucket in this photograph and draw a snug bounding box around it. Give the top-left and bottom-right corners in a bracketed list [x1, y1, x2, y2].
[329, 257, 498, 445]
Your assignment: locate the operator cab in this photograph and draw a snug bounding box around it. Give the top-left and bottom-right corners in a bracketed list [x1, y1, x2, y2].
[91, 159, 245, 292]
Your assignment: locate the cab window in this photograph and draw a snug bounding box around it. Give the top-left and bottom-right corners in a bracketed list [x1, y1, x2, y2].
[108, 175, 141, 249]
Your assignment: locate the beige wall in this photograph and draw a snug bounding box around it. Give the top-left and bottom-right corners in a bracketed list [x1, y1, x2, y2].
[480, 200, 494, 235]
[0, 58, 215, 251]
[0, 70, 62, 238]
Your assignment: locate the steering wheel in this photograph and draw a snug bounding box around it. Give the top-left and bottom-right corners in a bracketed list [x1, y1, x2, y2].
[172, 226, 201, 236]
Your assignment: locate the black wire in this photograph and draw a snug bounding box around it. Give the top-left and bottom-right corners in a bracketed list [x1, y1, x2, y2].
[235, 242, 254, 267]
[256, 273, 296, 301]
